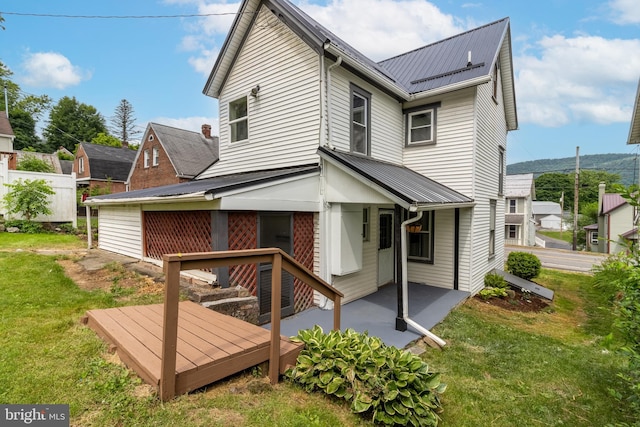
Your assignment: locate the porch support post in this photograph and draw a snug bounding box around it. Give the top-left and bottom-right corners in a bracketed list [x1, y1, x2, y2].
[269, 252, 282, 385]
[394, 204, 407, 331]
[454, 208, 460, 290]
[211, 211, 229, 287]
[160, 258, 181, 401]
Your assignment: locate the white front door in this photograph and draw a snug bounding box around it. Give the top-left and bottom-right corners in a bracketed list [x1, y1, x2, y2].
[378, 209, 395, 286]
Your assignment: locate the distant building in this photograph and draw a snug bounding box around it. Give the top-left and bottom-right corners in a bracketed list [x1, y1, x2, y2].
[505, 174, 536, 246]
[532, 201, 562, 229]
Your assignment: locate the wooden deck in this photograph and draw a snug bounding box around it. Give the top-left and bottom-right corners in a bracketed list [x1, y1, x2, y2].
[84, 301, 304, 396]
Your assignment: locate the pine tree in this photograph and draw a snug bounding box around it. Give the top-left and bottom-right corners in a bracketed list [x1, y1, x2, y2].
[110, 99, 140, 147]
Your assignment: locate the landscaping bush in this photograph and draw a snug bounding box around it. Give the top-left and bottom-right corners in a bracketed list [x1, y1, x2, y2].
[506, 251, 541, 280]
[484, 273, 508, 289]
[478, 287, 508, 300]
[4, 219, 44, 234]
[286, 325, 445, 426]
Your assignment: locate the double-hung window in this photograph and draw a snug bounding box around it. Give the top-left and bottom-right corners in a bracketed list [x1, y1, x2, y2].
[229, 96, 248, 143]
[143, 150, 150, 168]
[489, 200, 497, 257]
[507, 224, 517, 239]
[407, 110, 435, 145]
[407, 211, 434, 263]
[509, 199, 517, 213]
[152, 147, 159, 166]
[78, 157, 84, 174]
[350, 85, 370, 155]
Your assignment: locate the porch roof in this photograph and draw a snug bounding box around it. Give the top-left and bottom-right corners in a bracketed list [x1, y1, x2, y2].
[85, 165, 319, 205]
[318, 146, 474, 210]
[505, 214, 524, 225]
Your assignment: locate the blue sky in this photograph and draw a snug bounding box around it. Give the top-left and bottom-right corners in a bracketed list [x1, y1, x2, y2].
[1, 0, 639, 164]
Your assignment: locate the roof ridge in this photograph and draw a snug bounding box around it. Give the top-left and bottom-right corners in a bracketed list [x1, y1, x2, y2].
[378, 17, 509, 65]
[151, 122, 201, 135]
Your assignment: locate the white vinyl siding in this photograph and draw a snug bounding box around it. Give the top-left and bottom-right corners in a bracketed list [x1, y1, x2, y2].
[402, 87, 476, 196]
[98, 205, 142, 259]
[407, 209, 455, 288]
[331, 206, 382, 303]
[198, 5, 320, 178]
[328, 67, 403, 164]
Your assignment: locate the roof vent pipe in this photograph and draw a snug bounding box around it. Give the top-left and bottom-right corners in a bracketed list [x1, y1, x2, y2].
[467, 51, 472, 67]
[401, 211, 446, 347]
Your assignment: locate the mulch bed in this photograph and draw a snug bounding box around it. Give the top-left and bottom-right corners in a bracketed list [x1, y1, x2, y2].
[474, 287, 551, 313]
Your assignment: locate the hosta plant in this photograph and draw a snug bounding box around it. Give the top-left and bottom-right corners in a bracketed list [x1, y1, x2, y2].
[286, 325, 446, 426]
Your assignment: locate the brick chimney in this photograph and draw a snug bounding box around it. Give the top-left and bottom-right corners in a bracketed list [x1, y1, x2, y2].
[201, 124, 212, 139]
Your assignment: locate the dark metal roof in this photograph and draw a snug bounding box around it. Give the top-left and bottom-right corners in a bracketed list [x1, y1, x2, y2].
[149, 123, 219, 178]
[81, 143, 137, 182]
[318, 146, 472, 208]
[378, 18, 509, 94]
[87, 164, 319, 202]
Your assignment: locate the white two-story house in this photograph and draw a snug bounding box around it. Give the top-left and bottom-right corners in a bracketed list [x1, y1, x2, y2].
[504, 174, 536, 246]
[86, 0, 517, 328]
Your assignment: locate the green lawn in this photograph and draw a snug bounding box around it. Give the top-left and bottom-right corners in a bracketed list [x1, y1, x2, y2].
[0, 234, 635, 426]
[537, 230, 574, 244]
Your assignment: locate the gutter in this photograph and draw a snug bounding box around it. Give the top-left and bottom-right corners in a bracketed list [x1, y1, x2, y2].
[84, 192, 210, 206]
[400, 211, 446, 348]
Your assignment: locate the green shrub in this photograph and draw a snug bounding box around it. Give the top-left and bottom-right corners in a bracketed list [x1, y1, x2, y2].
[4, 219, 44, 234]
[506, 252, 541, 280]
[287, 326, 445, 426]
[478, 287, 508, 300]
[484, 273, 508, 289]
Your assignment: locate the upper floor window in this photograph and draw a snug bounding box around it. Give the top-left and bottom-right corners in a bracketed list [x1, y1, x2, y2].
[152, 147, 159, 166]
[509, 199, 517, 213]
[78, 157, 84, 174]
[407, 109, 435, 145]
[350, 84, 370, 155]
[407, 211, 434, 263]
[143, 149, 150, 168]
[229, 96, 248, 143]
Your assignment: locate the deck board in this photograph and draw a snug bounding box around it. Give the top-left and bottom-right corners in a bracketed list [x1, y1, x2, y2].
[85, 301, 304, 397]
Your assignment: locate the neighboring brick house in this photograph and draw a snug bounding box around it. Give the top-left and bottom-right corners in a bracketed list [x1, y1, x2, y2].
[75, 142, 136, 194]
[128, 123, 219, 191]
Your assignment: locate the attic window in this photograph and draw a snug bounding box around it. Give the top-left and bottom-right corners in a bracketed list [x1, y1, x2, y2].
[229, 96, 248, 143]
[148, 135, 154, 141]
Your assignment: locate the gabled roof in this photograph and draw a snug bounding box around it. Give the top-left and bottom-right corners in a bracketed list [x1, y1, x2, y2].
[318, 146, 473, 210]
[204, 0, 517, 129]
[628, 77, 640, 145]
[80, 142, 137, 182]
[137, 123, 219, 179]
[0, 112, 15, 139]
[505, 173, 535, 198]
[532, 201, 561, 215]
[601, 193, 627, 214]
[86, 165, 319, 204]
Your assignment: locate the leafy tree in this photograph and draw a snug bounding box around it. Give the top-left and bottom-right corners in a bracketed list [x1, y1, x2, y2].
[91, 132, 122, 147]
[535, 172, 574, 206]
[110, 99, 140, 146]
[43, 96, 107, 152]
[579, 170, 621, 208]
[0, 61, 51, 124]
[2, 178, 55, 221]
[16, 154, 55, 173]
[9, 109, 41, 150]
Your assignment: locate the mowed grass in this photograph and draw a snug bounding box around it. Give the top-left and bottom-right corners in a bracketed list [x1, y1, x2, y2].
[0, 233, 635, 425]
[537, 230, 573, 244]
[0, 232, 85, 251]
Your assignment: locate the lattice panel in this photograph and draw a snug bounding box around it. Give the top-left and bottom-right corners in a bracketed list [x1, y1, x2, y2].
[228, 212, 258, 295]
[144, 211, 212, 260]
[293, 212, 315, 313]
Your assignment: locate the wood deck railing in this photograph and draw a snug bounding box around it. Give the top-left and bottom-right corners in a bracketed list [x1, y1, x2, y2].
[161, 248, 343, 401]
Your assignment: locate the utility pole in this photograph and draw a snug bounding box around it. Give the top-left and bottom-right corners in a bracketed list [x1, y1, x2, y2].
[573, 146, 579, 251]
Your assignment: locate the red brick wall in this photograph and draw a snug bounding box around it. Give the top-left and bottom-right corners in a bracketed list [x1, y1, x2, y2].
[129, 128, 184, 191]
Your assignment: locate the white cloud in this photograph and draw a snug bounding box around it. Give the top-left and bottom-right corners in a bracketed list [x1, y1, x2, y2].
[151, 116, 220, 136]
[609, 0, 640, 25]
[21, 52, 89, 89]
[515, 35, 640, 127]
[297, 0, 466, 61]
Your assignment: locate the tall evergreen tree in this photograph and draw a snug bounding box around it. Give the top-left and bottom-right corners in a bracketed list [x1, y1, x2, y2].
[110, 99, 139, 146]
[43, 96, 107, 152]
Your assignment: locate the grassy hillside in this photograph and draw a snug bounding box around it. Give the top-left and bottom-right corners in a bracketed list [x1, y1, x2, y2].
[507, 153, 639, 186]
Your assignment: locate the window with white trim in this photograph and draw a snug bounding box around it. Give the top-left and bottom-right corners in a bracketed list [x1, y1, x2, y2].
[591, 232, 599, 245]
[362, 207, 370, 241]
[489, 200, 496, 256]
[143, 149, 150, 168]
[78, 157, 84, 174]
[498, 147, 505, 195]
[407, 109, 435, 145]
[509, 199, 517, 213]
[152, 147, 159, 166]
[229, 96, 248, 143]
[407, 211, 434, 263]
[507, 224, 517, 239]
[350, 85, 370, 155]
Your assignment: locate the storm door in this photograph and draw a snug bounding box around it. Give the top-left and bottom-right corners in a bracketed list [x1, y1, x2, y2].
[258, 213, 294, 324]
[378, 209, 395, 285]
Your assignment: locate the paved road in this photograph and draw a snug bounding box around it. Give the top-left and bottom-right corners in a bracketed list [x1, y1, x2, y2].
[504, 245, 608, 273]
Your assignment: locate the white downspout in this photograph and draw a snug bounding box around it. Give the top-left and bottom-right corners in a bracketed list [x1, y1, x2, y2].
[325, 54, 342, 149]
[401, 210, 446, 347]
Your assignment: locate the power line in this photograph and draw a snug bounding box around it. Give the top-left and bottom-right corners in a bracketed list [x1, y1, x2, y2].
[0, 11, 241, 19]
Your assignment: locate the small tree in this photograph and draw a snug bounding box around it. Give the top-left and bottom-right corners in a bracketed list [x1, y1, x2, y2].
[16, 154, 55, 173]
[2, 178, 55, 221]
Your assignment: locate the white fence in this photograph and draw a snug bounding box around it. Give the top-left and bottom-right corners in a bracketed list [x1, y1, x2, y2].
[0, 159, 77, 226]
